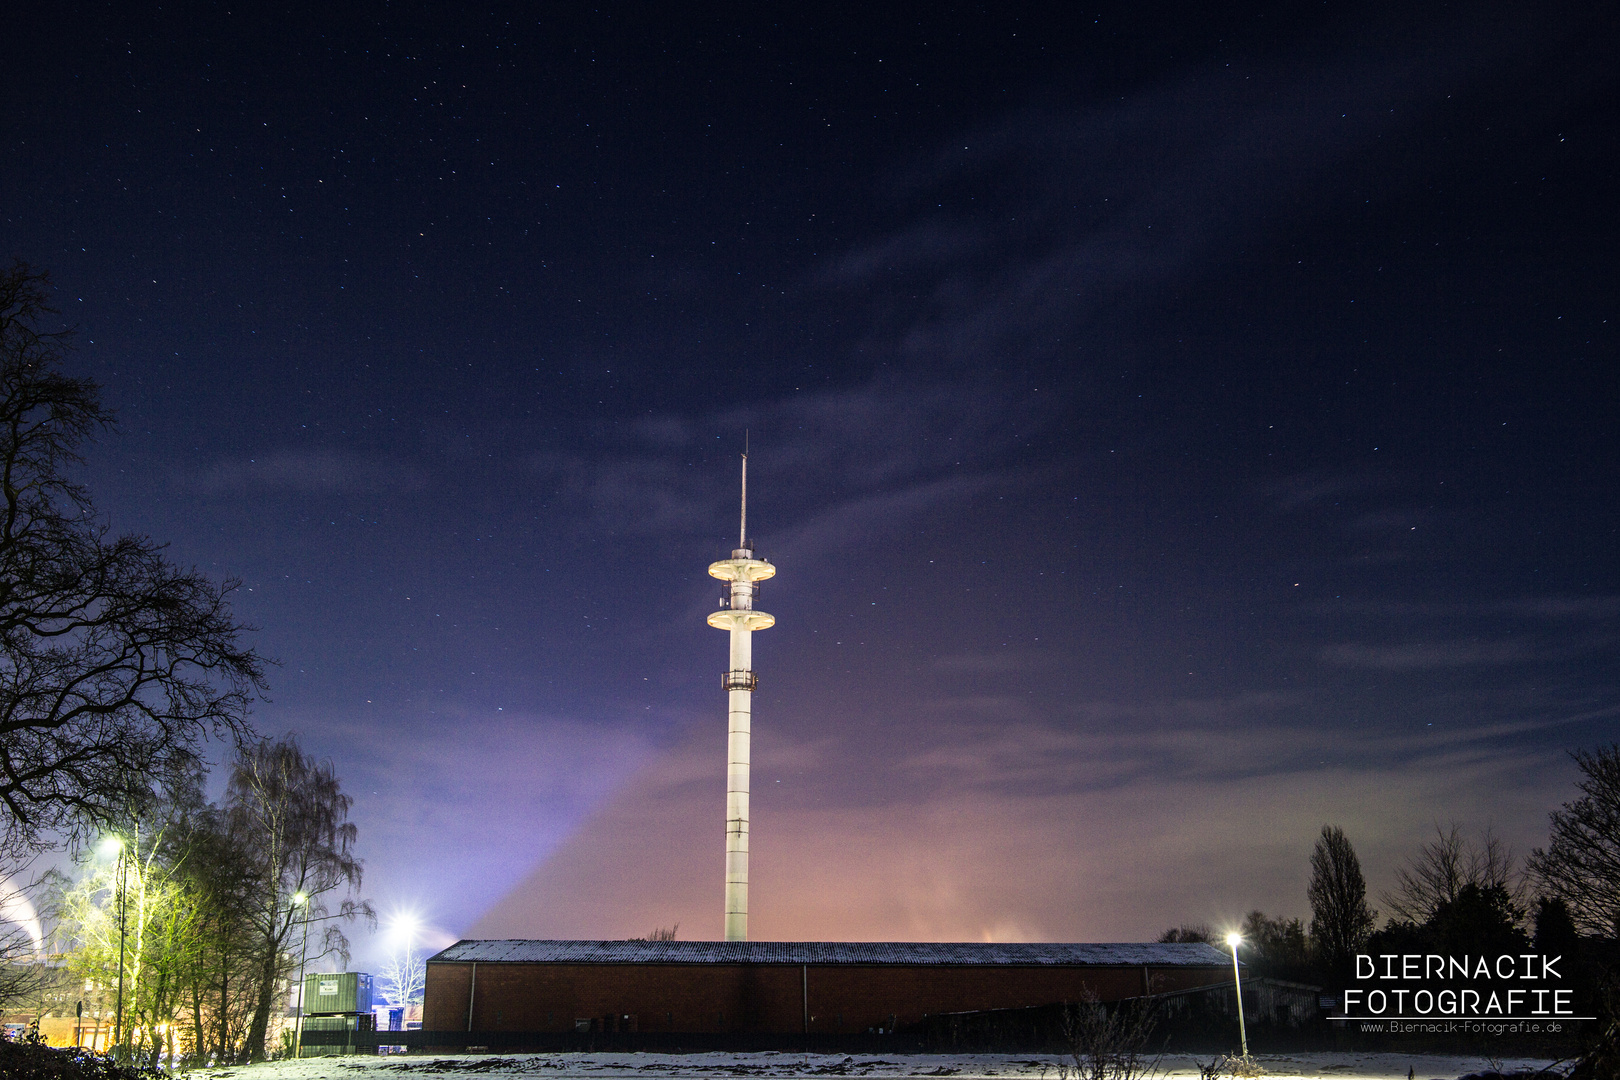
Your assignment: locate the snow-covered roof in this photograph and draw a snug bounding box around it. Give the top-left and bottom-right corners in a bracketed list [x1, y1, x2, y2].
[426, 940, 1230, 967]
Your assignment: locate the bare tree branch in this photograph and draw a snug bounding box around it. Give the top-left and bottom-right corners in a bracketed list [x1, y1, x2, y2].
[1529, 745, 1620, 939]
[1381, 822, 1524, 926]
[0, 260, 267, 854]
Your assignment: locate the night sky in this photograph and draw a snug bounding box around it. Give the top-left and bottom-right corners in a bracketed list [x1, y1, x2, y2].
[3, 4, 1615, 968]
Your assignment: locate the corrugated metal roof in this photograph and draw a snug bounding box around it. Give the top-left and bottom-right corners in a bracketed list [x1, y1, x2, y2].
[426, 940, 1229, 967]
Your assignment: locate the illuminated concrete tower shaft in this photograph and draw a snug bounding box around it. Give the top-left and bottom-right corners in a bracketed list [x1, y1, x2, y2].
[706, 454, 775, 942]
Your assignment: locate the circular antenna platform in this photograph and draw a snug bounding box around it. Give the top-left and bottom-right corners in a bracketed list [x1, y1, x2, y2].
[707, 609, 775, 631]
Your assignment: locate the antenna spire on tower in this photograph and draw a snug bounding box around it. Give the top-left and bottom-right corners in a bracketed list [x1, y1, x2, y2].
[740, 430, 750, 549]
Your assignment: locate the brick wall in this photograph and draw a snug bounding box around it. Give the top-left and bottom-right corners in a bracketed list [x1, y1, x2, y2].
[424, 961, 1228, 1035]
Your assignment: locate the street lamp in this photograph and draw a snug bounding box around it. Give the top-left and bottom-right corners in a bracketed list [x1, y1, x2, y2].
[387, 912, 422, 1031]
[1226, 933, 1249, 1059]
[98, 836, 128, 1060]
[293, 891, 311, 1059]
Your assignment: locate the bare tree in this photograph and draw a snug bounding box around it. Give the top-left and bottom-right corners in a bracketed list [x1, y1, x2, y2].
[1307, 825, 1375, 977]
[376, 939, 425, 1008]
[53, 818, 198, 1066]
[1059, 992, 1160, 1080]
[176, 809, 261, 1064]
[0, 261, 266, 853]
[1528, 745, 1620, 939]
[227, 737, 372, 1061]
[1382, 822, 1522, 925]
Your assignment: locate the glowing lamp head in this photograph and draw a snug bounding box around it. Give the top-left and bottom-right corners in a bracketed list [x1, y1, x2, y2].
[387, 911, 421, 945]
[97, 836, 124, 858]
[1226, 933, 1242, 948]
[293, 891, 308, 905]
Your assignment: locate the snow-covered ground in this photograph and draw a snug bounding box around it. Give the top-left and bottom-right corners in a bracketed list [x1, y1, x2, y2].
[194, 1050, 1567, 1080]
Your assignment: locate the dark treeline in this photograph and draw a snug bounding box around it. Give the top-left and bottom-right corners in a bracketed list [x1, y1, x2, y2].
[1160, 746, 1620, 1071]
[1165, 748, 1620, 984]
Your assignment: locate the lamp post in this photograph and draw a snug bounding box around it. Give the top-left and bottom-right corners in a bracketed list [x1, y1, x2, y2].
[98, 836, 128, 1059]
[293, 891, 310, 1059]
[389, 913, 421, 1020]
[1225, 933, 1249, 1059]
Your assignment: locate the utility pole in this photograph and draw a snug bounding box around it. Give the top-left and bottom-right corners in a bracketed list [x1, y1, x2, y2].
[293, 892, 311, 1058]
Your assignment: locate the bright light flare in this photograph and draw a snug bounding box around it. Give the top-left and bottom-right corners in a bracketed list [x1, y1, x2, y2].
[97, 836, 124, 858]
[1226, 932, 1242, 948]
[386, 909, 422, 946]
[0, 877, 45, 956]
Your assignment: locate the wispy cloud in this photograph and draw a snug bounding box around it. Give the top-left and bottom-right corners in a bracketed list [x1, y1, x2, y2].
[181, 450, 427, 495]
[1264, 473, 1393, 511]
[524, 451, 714, 536]
[826, 220, 989, 284]
[871, 689, 1600, 801]
[931, 649, 1058, 674]
[821, 9, 1585, 370]
[522, 374, 1053, 546]
[1326, 596, 1620, 620]
[1498, 597, 1620, 619]
[1321, 640, 1533, 669]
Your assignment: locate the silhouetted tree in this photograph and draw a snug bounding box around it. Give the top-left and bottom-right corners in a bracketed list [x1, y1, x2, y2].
[1531, 894, 1593, 1016]
[176, 807, 260, 1063]
[228, 737, 372, 1061]
[1156, 924, 1212, 944]
[1360, 917, 1427, 967]
[1534, 896, 1582, 959]
[1528, 745, 1620, 939]
[0, 261, 266, 853]
[1240, 910, 1313, 981]
[1363, 883, 1530, 977]
[1307, 825, 1375, 979]
[1381, 822, 1521, 925]
[1427, 882, 1529, 956]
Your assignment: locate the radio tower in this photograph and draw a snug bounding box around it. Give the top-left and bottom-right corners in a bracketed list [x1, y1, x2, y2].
[707, 452, 775, 941]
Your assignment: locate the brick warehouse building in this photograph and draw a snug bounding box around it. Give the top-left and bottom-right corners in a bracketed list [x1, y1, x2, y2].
[421, 940, 1233, 1042]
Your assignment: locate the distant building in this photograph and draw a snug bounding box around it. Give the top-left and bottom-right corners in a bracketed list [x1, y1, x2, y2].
[422, 939, 1232, 1040]
[374, 1001, 423, 1032]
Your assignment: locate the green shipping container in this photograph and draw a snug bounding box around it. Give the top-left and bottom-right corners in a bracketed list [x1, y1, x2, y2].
[302, 971, 374, 1016]
[301, 1015, 375, 1032]
[297, 1011, 376, 1057]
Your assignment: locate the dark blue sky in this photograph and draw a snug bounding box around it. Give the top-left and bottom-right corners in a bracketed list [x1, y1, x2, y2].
[3, 3, 1615, 963]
